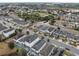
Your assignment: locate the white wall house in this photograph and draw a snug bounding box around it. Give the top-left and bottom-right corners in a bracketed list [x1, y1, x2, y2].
[14, 34, 54, 56]
[2, 28, 15, 38]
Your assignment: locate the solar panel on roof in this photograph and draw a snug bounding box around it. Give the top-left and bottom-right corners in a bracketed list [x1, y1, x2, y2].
[19, 35, 38, 43]
[54, 29, 60, 34]
[59, 30, 67, 35]
[66, 32, 75, 39]
[32, 39, 45, 51]
[40, 43, 53, 56]
[48, 27, 54, 32]
[38, 25, 49, 30]
[13, 19, 27, 25]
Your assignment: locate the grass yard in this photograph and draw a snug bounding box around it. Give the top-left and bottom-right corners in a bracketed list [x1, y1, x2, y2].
[64, 50, 73, 56]
[39, 12, 49, 17]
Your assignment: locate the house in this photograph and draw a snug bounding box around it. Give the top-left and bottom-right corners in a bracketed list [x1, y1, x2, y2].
[12, 18, 29, 28]
[2, 28, 15, 38]
[0, 23, 7, 34]
[50, 47, 64, 56]
[14, 34, 54, 56]
[37, 25, 55, 34]
[36, 24, 79, 41]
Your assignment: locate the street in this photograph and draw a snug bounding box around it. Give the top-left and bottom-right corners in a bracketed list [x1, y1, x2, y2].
[49, 38, 79, 55]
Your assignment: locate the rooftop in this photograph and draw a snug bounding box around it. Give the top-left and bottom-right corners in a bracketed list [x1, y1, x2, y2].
[3, 28, 14, 33]
[32, 39, 45, 51]
[52, 28, 79, 40]
[37, 25, 49, 31]
[51, 48, 64, 56]
[13, 19, 27, 25]
[48, 27, 54, 32]
[37, 25, 55, 32]
[19, 34, 38, 43]
[40, 43, 54, 56]
[0, 23, 7, 31]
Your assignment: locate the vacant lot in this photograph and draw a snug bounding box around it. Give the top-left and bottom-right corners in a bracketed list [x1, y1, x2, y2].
[0, 42, 17, 56]
[0, 36, 17, 56]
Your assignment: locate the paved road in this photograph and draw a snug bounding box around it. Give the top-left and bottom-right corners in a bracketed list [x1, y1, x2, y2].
[43, 36, 79, 55]
[49, 38, 79, 56]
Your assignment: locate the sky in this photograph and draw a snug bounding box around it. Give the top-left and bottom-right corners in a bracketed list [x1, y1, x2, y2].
[0, 0, 79, 3]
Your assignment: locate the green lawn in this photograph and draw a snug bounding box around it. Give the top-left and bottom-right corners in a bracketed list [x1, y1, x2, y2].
[64, 50, 73, 56]
[39, 12, 49, 17]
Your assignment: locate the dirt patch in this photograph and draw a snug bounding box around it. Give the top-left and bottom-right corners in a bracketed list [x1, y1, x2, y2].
[0, 41, 16, 56]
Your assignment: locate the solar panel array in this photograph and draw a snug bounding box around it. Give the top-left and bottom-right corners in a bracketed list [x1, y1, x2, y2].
[40, 43, 54, 56]
[32, 39, 45, 51]
[19, 34, 38, 43]
[13, 19, 27, 25]
[38, 25, 79, 40]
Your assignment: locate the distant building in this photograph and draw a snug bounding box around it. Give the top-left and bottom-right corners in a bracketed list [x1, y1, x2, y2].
[12, 18, 29, 28]
[37, 24, 79, 41]
[37, 25, 55, 34]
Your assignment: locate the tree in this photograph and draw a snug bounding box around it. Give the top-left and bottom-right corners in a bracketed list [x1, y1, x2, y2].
[21, 48, 27, 56]
[31, 20, 34, 24]
[31, 12, 41, 21]
[41, 36, 44, 39]
[49, 19, 56, 25]
[55, 35, 60, 39]
[26, 31, 30, 35]
[0, 35, 2, 42]
[16, 48, 27, 56]
[69, 40, 77, 47]
[18, 29, 22, 33]
[57, 27, 60, 30]
[8, 42, 15, 49]
[16, 12, 21, 17]
[43, 16, 50, 21]
[62, 38, 67, 43]
[47, 39, 50, 42]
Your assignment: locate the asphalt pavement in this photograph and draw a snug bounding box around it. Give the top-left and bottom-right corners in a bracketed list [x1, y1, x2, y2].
[49, 38, 79, 56]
